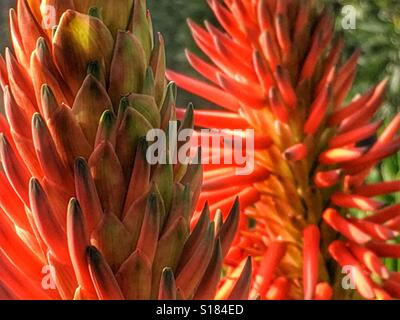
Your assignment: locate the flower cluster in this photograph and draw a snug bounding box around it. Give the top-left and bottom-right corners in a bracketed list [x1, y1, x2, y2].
[168, 0, 400, 300]
[0, 0, 400, 300]
[0, 0, 248, 300]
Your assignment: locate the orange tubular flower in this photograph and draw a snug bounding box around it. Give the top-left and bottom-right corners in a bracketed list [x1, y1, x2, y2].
[168, 0, 400, 299]
[0, 0, 250, 300]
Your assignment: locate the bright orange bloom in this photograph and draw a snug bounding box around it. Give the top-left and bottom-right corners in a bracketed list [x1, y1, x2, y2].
[168, 0, 400, 299]
[0, 0, 249, 300]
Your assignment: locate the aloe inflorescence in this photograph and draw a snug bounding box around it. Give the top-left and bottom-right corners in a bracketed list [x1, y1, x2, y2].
[168, 0, 400, 299]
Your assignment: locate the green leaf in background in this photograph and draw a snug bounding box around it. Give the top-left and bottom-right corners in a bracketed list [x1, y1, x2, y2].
[148, 0, 215, 109]
[328, 0, 400, 118]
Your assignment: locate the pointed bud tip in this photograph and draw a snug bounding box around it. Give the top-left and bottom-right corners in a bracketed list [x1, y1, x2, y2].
[41, 84, 58, 119]
[74, 156, 89, 176]
[88, 7, 101, 19]
[118, 96, 130, 113]
[202, 201, 210, 216]
[161, 267, 175, 284]
[99, 110, 116, 128]
[0, 133, 9, 154]
[32, 112, 44, 129]
[232, 197, 240, 212]
[68, 197, 82, 216]
[87, 60, 101, 79]
[29, 176, 40, 189]
[86, 245, 101, 262]
[35, 37, 47, 54]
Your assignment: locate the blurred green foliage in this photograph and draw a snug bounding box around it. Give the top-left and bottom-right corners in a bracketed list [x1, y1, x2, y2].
[148, 0, 215, 108]
[0, 0, 14, 109]
[363, 152, 400, 272]
[330, 0, 400, 118]
[0, 0, 12, 45]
